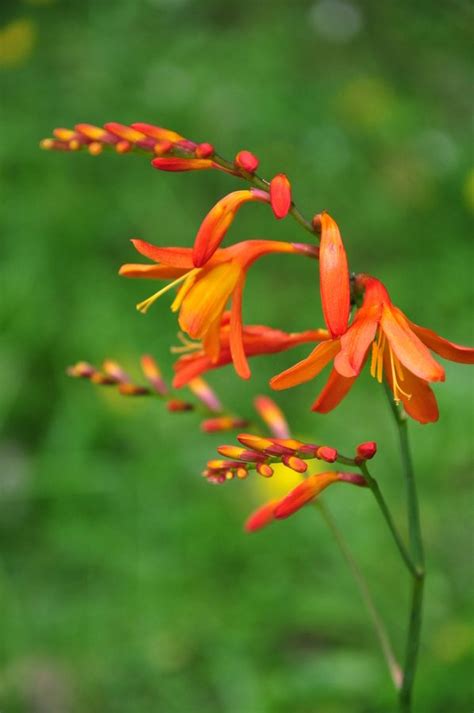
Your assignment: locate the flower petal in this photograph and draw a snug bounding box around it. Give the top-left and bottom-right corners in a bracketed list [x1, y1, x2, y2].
[381, 305, 445, 382]
[408, 320, 474, 364]
[118, 263, 188, 279]
[318, 212, 350, 338]
[179, 262, 242, 339]
[270, 339, 341, 390]
[311, 368, 358, 413]
[334, 307, 379, 377]
[245, 500, 278, 532]
[383, 350, 439, 424]
[229, 276, 251, 379]
[130, 240, 195, 268]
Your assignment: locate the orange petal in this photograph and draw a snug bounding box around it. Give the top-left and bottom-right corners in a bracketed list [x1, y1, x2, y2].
[334, 308, 379, 377]
[245, 500, 278, 532]
[269, 173, 292, 219]
[383, 350, 439, 424]
[274, 472, 339, 518]
[408, 320, 474, 365]
[130, 240, 195, 268]
[178, 262, 242, 340]
[119, 263, 188, 279]
[311, 368, 358, 413]
[229, 276, 251, 380]
[318, 212, 350, 338]
[270, 339, 340, 390]
[254, 396, 290, 439]
[381, 305, 445, 382]
[193, 190, 268, 268]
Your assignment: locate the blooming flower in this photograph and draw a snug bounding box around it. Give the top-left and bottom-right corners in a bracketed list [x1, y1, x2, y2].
[120, 239, 317, 380]
[172, 313, 329, 387]
[271, 273, 474, 423]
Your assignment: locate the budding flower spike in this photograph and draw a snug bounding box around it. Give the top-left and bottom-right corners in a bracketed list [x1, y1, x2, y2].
[271, 272, 474, 423]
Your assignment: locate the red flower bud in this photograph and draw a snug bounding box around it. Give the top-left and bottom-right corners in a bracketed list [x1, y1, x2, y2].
[269, 173, 292, 219]
[195, 142, 215, 158]
[234, 150, 259, 173]
[356, 441, 377, 461]
[316, 446, 338, 463]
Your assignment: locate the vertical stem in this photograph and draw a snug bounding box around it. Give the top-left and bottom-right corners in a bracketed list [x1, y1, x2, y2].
[384, 389, 425, 712]
[315, 501, 402, 690]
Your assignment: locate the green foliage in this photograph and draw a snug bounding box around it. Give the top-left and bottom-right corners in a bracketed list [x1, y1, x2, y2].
[0, 1, 472, 710]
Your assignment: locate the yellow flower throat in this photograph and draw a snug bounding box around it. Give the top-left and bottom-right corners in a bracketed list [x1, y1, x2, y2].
[370, 329, 412, 403]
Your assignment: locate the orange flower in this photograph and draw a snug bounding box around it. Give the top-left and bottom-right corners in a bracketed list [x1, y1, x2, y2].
[192, 189, 270, 267]
[172, 313, 329, 387]
[120, 239, 317, 380]
[314, 212, 350, 338]
[271, 273, 474, 423]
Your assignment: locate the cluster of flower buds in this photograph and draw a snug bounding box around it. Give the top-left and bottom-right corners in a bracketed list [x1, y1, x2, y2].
[202, 432, 377, 484]
[67, 355, 248, 431]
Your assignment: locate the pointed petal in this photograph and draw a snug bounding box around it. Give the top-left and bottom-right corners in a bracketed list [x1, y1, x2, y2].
[408, 320, 474, 364]
[383, 350, 439, 424]
[119, 263, 188, 279]
[229, 276, 251, 379]
[334, 308, 379, 377]
[270, 340, 340, 390]
[311, 368, 358, 413]
[131, 240, 195, 268]
[381, 305, 445, 382]
[318, 212, 350, 338]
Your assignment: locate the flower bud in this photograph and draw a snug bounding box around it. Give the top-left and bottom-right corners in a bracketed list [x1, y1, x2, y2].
[355, 441, 377, 461]
[195, 142, 215, 158]
[234, 150, 259, 173]
[269, 173, 292, 219]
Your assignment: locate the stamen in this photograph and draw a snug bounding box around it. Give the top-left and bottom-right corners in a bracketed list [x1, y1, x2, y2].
[136, 270, 194, 314]
[389, 347, 411, 402]
[170, 332, 202, 354]
[376, 332, 385, 383]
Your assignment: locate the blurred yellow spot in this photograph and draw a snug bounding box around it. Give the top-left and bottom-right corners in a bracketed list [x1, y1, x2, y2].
[337, 77, 395, 129]
[0, 19, 36, 67]
[432, 621, 474, 663]
[252, 459, 324, 503]
[463, 169, 474, 212]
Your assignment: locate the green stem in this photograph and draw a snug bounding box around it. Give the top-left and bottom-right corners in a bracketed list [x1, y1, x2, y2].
[359, 463, 419, 579]
[384, 390, 425, 713]
[315, 501, 402, 690]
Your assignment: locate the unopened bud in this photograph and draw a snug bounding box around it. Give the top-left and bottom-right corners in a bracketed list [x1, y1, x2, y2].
[282, 455, 308, 473]
[234, 150, 259, 173]
[167, 399, 194, 412]
[256, 463, 274, 478]
[195, 142, 215, 158]
[316, 446, 338, 463]
[118, 384, 150, 396]
[355, 441, 377, 462]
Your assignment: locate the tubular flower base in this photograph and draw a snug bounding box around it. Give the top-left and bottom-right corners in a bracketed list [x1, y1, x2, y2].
[172, 312, 329, 387]
[119, 238, 318, 380]
[271, 273, 474, 423]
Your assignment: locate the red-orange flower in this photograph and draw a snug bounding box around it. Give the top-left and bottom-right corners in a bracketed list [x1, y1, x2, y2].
[192, 189, 270, 267]
[314, 212, 350, 338]
[120, 239, 317, 380]
[271, 273, 474, 423]
[172, 313, 329, 387]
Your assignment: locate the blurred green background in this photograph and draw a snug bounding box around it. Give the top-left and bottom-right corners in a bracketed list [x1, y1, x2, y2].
[1, 1, 473, 711]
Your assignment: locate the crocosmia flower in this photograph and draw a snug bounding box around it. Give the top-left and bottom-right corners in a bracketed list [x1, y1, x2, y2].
[172, 312, 329, 387]
[120, 239, 316, 380]
[269, 173, 292, 219]
[271, 273, 474, 423]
